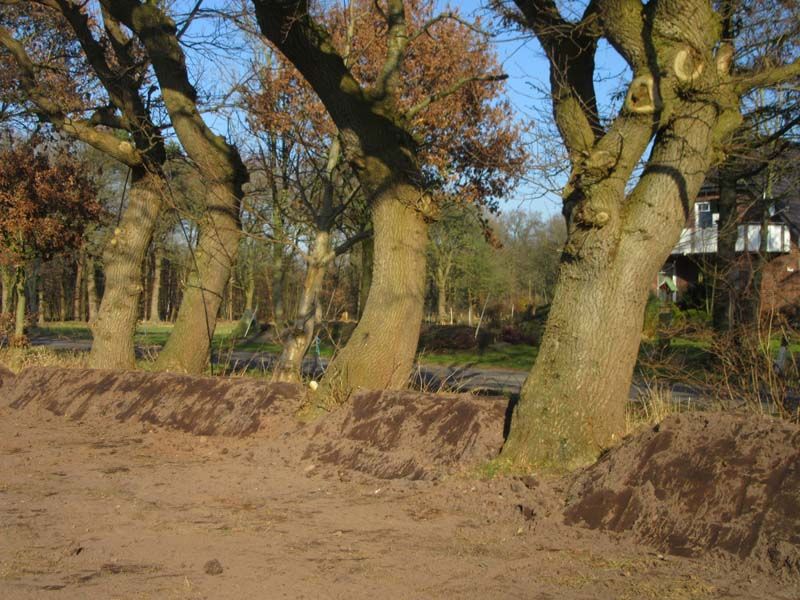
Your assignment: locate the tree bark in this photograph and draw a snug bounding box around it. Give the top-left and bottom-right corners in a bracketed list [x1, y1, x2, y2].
[153, 181, 242, 373]
[358, 236, 373, 319]
[89, 172, 163, 369]
[245, 250, 256, 312]
[73, 250, 84, 321]
[58, 274, 67, 322]
[713, 174, 738, 331]
[102, 0, 248, 374]
[322, 187, 428, 393]
[434, 261, 451, 325]
[14, 266, 26, 337]
[1, 265, 12, 314]
[86, 257, 100, 324]
[149, 247, 163, 322]
[272, 230, 331, 383]
[501, 105, 718, 470]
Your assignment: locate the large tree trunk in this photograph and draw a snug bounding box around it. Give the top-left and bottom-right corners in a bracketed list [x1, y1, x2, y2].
[501, 105, 718, 471]
[105, 0, 247, 374]
[149, 247, 163, 322]
[86, 256, 100, 324]
[322, 187, 428, 393]
[153, 182, 241, 373]
[89, 172, 163, 370]
[272, 230, 332, 383]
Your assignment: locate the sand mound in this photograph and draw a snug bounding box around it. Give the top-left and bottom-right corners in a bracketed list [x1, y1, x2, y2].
[565, 412, 800, 573]
[7, 367, 305, 436]
[305, 390, 508, 479]
[0, 362, 14, 394]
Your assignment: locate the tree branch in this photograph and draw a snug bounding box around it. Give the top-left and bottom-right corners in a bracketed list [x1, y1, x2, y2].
[734, 58, 800, 95]
[512, 0, 601, 160]
[176, 0, 204, 40]
[0, 25, 143, 167]
[406, 73, 508, 120]
[333, 229, 372, 257]
[370, 0, 409, 101]
[409, 11, 490, 44]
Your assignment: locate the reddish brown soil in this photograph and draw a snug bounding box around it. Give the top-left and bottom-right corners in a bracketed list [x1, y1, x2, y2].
[306, 389, 508, 479]
[1, 369, 799, 598]
[565, 413, 800, 575]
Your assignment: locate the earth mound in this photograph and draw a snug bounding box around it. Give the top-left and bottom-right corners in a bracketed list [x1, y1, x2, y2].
[305, 389, 508, 479]
[565, 412, 800, 574]
[6, 367, 305, 436]
[0, 362, 13, 393]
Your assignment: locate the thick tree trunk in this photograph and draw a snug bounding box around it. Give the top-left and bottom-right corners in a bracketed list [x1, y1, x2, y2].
[14, 266, 26, 337]
[501, 105, 717, 471]
[154, 182, 241, 373]
[89, 172, 163, 369]
[149, 247, 163, 322]
[322, 187, 428, 394]
[103, 0, 247, 375]
[272, 230, 331, 383]
[72, 251, 84, 321]
[86, 257, 99, 324]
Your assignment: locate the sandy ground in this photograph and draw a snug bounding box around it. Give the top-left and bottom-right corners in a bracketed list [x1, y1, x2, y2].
[2, 403, 798, 599]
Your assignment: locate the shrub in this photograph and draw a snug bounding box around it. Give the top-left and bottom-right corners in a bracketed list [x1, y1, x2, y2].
[418, 325, 479, 351]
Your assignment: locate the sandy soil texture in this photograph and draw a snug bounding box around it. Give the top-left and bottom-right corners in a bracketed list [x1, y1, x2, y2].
[2, 398, 799, 599]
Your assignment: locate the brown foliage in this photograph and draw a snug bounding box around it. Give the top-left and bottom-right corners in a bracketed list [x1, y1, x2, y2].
[246, 0, 528, 211]
[0, 138, 102, 265]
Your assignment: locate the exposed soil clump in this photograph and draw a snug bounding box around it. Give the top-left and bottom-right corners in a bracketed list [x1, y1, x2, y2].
[305, 389, 508, 479]
[5, 367, 305, 436]
[565, 412, 800, 574]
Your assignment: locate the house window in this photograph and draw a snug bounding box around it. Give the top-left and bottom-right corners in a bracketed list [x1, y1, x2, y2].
[696, 202, 712, 228]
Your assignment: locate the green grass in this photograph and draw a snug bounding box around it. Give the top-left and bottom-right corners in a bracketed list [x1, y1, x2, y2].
[417, 343, 538, 371]
[28, 320, 800, 374]
[33, 320, 241, 349]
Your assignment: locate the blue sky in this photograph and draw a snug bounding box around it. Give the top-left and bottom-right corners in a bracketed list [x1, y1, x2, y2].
[189, 0, 630, 217]
[436, 1, 630, 216]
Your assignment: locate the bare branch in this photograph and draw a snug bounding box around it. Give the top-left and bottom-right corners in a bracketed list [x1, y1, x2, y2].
[734, 58, 800, 95]
[409, 11, 490, 44]
[0, 25, 143, 167]
[176, 0, 204, 40]
[406, 74, 508, 120]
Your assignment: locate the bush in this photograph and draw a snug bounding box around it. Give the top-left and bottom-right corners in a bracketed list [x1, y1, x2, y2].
[418, 325, 479, 351]
[499, 325, 538, 346]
